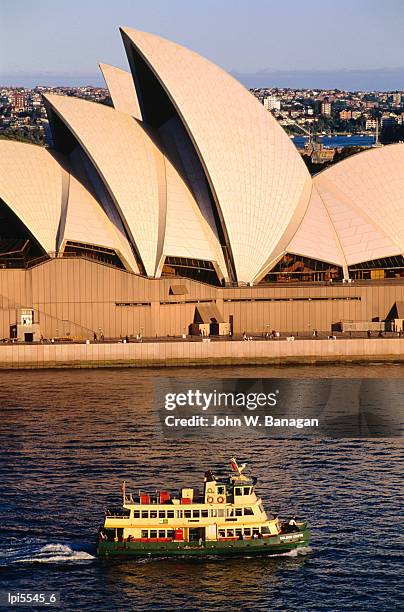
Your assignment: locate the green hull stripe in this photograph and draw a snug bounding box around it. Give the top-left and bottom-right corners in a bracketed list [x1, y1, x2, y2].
[97, 531, 310, 558]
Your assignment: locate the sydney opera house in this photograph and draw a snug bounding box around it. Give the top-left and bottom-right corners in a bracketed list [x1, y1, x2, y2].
[0, 28, 404, 341]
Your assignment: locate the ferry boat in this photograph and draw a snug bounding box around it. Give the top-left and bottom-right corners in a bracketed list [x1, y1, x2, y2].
[97, 458, 310, 558]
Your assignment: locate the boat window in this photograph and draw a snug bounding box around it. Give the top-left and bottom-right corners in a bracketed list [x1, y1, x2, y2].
[201, 510, 209, 518]
[167, 530, 175, 538]
[176, 510, 183, 518]
[243, 487, 251, 495]
[244, 528, 251, 536]
[261, 526, 270, 534]
[218, 529, 225, 537]
[210, 509, 217, 517]
[167, 511, 174, 518]
[253, 528, 260, 535]
[133, 510, 140, 519]
[141, 511, 148, 519]
[158, 530, 166, 538]
[158, 510, 166, 519]
[235, 528, 242, 536]
[235, 508, 243, 517]
[141, 530, 148, 538]
[150, 530, 157, 538]
[244, 507, 254, 515]
[217, 486, 225, 494]
[192, 510, 200, 518]
[227, 508, 235, 517]
[226, 529, 234, 537]
[235, 487, 242, 496]
[150, 510, 157, 519]
[217, 509, 225, 517]
[184, 510, 191, 518]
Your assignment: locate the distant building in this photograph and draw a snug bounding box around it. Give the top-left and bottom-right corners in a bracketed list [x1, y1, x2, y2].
[392, 92, 402, 107]
[12, 92, 26, 111]
[365, 118, 377, 130]
[381, 115, 397, 128]
[339, 110, 352, 121]
[321, 100, 332, 117]
[263, 95, 281, 111]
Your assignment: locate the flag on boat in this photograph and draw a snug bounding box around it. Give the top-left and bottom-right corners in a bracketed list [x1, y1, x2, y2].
[230, 457, 239, 472]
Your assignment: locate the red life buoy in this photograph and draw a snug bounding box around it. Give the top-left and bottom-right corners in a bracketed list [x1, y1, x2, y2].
[207, 496, 214, 504]
[217, 496, 224, 503]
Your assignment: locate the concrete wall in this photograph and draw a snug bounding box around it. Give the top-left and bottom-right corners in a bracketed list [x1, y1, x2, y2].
[0, 338, 402, 369]
[1, 258, 404, 340]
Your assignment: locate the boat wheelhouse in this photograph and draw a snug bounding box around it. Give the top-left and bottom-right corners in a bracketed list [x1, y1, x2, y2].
[97, 458, 310, 557]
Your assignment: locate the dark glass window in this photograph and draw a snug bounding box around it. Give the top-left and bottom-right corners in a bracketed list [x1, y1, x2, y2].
[262, 253, 343, 283]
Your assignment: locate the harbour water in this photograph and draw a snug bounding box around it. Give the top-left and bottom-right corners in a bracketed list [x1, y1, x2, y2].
[0, 364, 402, 611]
[293, 134, 375, 148]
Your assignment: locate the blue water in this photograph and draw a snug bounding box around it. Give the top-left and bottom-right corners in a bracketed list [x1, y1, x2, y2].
[0, 365, 402, 611]
[293, 135, 375, 148]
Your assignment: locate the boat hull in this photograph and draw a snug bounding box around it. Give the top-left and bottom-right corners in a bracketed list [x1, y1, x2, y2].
[97, 529, 310, 558]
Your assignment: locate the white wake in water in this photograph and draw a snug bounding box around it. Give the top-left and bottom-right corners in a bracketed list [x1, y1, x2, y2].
[275, 546, 312, 557]
[14, 543, 95, 564]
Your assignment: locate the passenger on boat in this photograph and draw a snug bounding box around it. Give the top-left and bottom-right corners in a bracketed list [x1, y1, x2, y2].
[288, 516, 299, 532]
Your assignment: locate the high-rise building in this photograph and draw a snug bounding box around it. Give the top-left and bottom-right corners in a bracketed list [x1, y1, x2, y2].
[12, 92, 27, 111]
[263, 95, 281, 111]
[381, 114, 397, 128]
[321, 100, 332, 117]
[392, 92, 402, 107]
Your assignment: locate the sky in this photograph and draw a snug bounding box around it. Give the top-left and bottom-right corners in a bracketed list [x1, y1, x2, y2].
[1, 0, 404, 89]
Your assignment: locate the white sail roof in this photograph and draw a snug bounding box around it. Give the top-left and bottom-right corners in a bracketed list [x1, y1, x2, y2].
[62, 172, 139, 272]
[44, 93, 161, 276]
[313, 144, 404, 264]
[99, 63, 141, 119]
[121, 27, 312, 283]
[0, 140, 62, 254]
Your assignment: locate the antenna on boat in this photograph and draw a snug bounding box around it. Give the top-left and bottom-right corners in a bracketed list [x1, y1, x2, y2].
[122, 480, 126, 504]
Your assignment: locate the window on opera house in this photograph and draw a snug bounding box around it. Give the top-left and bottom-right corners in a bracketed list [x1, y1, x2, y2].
[0, 199, 44, 268]
[348, 256, 404, 280]
[62, 241, 125, 269]
[161, 256, 221, 285]
[261, 253, 343, 283]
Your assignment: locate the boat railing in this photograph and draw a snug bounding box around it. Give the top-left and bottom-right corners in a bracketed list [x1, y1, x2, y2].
[123, 491, 206, 505]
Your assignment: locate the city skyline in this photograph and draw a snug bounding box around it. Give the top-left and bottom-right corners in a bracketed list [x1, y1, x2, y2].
[1, 0, 404, 89]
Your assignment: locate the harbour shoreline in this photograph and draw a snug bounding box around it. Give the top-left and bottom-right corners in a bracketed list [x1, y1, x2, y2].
[0, 338, 403, 369]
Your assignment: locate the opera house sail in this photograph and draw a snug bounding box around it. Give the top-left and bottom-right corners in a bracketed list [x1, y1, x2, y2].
[0, 27, 403, 342]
